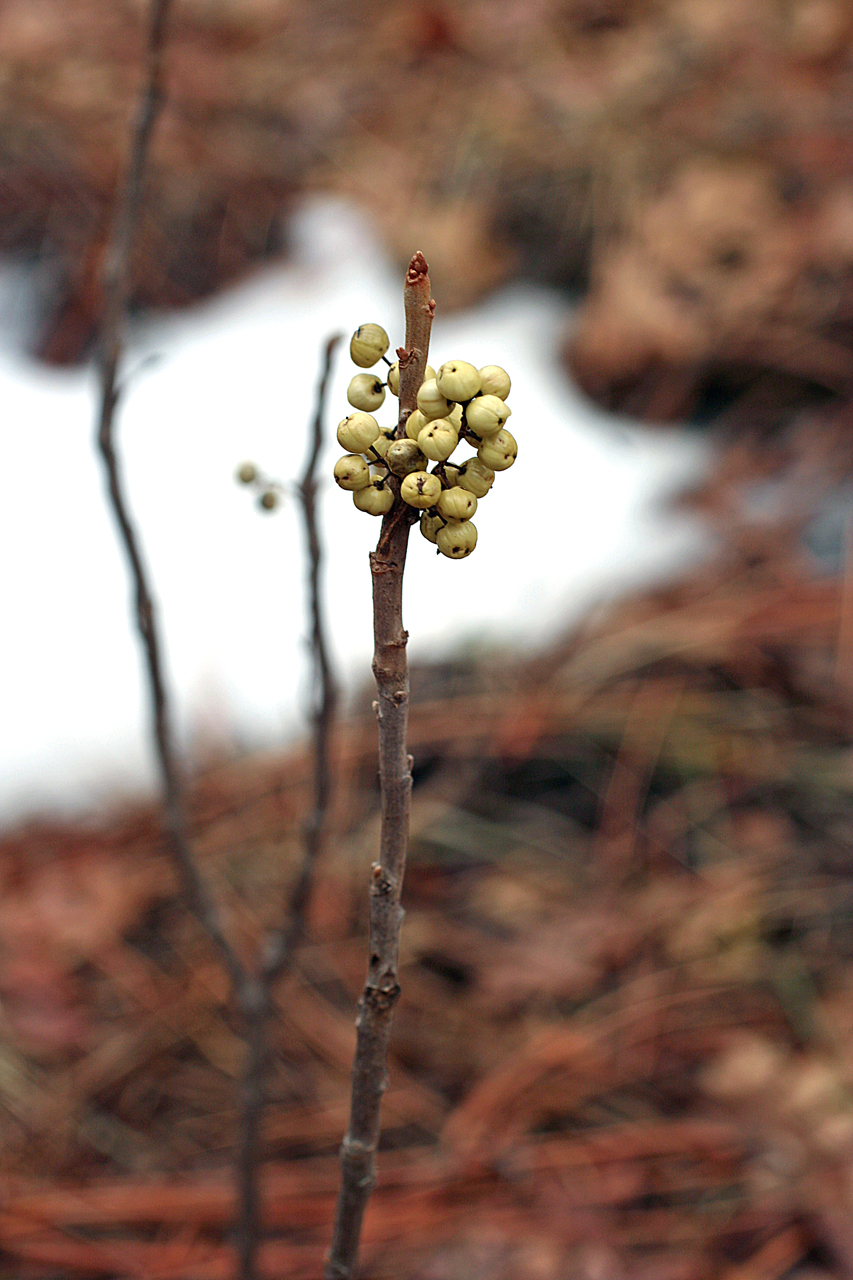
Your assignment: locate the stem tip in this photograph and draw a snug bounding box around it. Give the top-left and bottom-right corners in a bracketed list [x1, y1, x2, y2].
[406, 251, 429, 283]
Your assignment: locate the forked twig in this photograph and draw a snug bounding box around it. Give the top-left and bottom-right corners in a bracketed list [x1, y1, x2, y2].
[326, 254, 435, 1280]
[95, 7, 343, 1277]
[235, 334, 342, 1280]
[94, 0, 247, 994]
[265, 332, 342, 981]
[96, 7, 365, 1275]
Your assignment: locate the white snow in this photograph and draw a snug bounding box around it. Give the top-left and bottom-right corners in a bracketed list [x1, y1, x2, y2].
[0, 199, 710, 819]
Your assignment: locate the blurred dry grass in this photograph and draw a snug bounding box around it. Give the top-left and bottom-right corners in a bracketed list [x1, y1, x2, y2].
[6, 0, 853, 422]
[4, 416, 853, 1277]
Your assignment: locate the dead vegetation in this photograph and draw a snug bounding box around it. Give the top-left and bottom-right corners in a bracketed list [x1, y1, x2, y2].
[4, 410, 853, 1278]
[8, 0, 853, 421]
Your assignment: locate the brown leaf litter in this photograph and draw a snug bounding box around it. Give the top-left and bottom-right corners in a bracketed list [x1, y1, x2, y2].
[4, 417, 853, 1277]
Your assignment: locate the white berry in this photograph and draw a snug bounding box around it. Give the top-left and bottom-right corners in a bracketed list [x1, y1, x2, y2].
[350, 323, 389, 368]
[334, 454, 371, 491]
[337, 411, 381, 453]
[370, 427, 397, 459]
[420, 513, 443, 544]
[417, 378, 454, 422]
[354, 482, 394, 515]
[400, 471, 442, 509]
[478, 365, 511, 400]
[437, 520, 478, 559]
[417, 418, 459, 462]
[347, 374, 386, 412]
[406, 408, 428, 441]
[466, 394, 512, 437]
[386, 439, 428, 477]
[477, 428, 517, 471]
[437, 360, 481, 402]
[437, 487, 477, 521]
[456, 458, 495, 497]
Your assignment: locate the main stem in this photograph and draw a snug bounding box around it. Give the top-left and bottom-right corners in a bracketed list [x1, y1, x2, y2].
[325, 254, 435, 1280]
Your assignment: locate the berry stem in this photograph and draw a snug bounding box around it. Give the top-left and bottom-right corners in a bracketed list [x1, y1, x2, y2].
[325, 253, 435, 1280]
[459, 402, 482, 444]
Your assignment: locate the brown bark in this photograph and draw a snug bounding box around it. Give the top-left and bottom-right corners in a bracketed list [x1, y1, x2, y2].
[236, 334, 342, 1280]
[325, 254, 435, 1280]
[97, 20, 341, 1272]
[95, 0, 248, 994]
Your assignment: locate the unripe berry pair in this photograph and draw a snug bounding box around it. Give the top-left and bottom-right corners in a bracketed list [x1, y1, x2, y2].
[235, 462, 280, 513]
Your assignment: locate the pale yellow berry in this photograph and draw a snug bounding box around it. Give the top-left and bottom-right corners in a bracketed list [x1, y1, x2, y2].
[406, 408, 428, 441]
[400, 470, 442, 509]
[337, 412, 380, 454]
[354, 482, 394, 515]
[334, 454, 371, 491]
[437, 487, 477, 521]
[457, 458, 495, 497]
[386, 439, 428, 477]
[466, 394, 512, 437]
[477, 428, 517, 471]
[478, 365, 511, 400]
[447, 402, 464, 429]
[420, 513, 443, 544]
[417, 418, 459, 462]
[370, 427, 397, 459]
[443, 463, 462, 487]
[437, 520, 478, 559]
[237, 462, 257, 484]
[350, 323, 389, 368]
[437, 360, 481, 402]
[347, 373, 386, 412]
[417, 378, 453, 421]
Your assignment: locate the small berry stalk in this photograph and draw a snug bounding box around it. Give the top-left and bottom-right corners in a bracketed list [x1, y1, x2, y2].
[325, 253, 434, 1280]
[327, 253, 516, 1278]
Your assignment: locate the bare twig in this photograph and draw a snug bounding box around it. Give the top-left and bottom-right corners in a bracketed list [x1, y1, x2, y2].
[94, 0, 247, 994]
[235, 334, 342, 1280]
[326, 253, 435, 1280]
[234, 974, 271, 1280]
[266, 331, 343, 979]
[288, 334, 343, 959]
[96, 9, 343, 1277]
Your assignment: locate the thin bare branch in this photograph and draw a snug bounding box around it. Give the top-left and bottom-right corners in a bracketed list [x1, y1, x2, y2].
[326, 254, 435, 1280]
[234, 976, 272, 1280]
[94, 0, 246, 995]
[96, 12, 346, 1278]
[235, 334, 342, 1280]
[265, 331, 343, 979]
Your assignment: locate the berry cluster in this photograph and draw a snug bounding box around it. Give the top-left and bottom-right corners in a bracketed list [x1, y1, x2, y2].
[333, 324, 516, 559]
